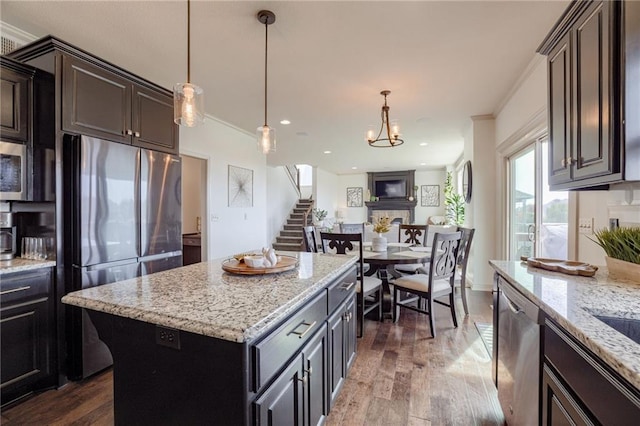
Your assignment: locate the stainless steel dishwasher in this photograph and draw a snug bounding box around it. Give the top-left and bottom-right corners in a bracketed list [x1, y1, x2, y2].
[496, 275, 542, 425]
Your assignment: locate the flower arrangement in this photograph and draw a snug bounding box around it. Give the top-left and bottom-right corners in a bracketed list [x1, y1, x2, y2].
[373, 216, 392, 234]
[312, 208, 328, 222]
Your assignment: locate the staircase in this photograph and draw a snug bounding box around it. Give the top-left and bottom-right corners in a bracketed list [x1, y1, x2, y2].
[272, 199, 314, 251]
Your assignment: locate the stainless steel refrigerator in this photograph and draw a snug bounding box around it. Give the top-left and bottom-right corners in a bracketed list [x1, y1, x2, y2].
[65, 135, 182, 379]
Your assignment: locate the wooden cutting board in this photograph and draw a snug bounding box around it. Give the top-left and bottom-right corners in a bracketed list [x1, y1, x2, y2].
[522, 257, 598, 277]
[222, 255, 298, 275]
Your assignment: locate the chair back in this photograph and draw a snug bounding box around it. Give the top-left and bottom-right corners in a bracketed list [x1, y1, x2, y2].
[456, 226, 475, 271]
[302, 226, 317, 253]
[340, 223, 365, 235]
[320, 231, 364, 276]
[428, 231, 462, 284]
[424, 224, 459, 247]
[398, 224, 427, 245]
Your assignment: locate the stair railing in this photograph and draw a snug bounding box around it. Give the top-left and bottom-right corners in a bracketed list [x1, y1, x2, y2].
[284, 165, 301, 198]
[302, 198, 314, 227]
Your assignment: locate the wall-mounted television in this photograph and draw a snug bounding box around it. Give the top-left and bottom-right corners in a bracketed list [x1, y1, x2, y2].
[375, 179, 406, 199]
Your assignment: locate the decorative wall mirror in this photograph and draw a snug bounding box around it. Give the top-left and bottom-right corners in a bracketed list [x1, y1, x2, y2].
[462, 161, 472, 203]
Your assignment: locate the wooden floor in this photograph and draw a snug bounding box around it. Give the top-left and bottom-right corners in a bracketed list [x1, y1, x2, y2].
[1, 291, 502, 425]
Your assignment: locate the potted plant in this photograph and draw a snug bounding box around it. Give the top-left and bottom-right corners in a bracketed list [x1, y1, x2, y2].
[312, 208, 328, 227]
[444, 172, 465, 225]
[590, 227, 640, 281]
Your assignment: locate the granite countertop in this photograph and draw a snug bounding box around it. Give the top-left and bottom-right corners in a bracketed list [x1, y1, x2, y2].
[490, 260, 640, 391]
[62, 252, 357, 343]
[0, 258, 56, 275]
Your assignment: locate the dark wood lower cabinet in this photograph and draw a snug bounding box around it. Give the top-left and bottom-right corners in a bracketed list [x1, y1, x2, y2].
[254, 352, 305, 426]
[328, 297, 356, 407]
[543, 318, 640, 425]
[0, 267, 56, 407]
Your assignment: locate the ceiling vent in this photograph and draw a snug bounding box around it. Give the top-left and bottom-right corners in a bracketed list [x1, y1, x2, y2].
[0, 21, 37, 55]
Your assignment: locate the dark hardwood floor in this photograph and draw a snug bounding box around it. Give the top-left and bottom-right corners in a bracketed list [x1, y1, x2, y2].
[1, 291, 502, 425]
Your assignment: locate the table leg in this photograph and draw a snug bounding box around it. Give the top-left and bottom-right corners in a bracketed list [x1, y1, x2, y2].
[365, 264, 393, 320]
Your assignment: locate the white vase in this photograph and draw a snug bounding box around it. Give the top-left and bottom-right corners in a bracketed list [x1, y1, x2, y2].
[372, 233, 388, 252]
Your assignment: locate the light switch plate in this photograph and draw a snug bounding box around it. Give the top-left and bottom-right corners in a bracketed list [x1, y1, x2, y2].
[579, 217, 593, 234]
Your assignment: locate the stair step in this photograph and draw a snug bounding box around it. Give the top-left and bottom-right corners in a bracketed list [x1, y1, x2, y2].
[287, 219, 304, 225]
[282, 230, 302, 237]
[276, 236, 302, 244]
[273, 242, 303, 252]
[290, 212, 305, 218]
[284, 224, 304, 231]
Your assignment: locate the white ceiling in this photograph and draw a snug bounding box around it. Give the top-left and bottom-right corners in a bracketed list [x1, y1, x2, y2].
[1, 0, 569, 175]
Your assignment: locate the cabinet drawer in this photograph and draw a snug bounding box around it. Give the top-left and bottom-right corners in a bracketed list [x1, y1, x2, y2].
[252, 291, 327, 392]
[544, 319, 640, 424]
[0, 268, 52, 305]
[327, 266, 356, 315]
[182, 237, 200, 247]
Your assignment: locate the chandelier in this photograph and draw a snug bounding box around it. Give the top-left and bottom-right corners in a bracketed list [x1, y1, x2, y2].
[365, 90, 404, 147]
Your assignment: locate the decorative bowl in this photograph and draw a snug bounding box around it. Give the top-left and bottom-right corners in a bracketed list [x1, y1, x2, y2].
[243, 255, 265, 268]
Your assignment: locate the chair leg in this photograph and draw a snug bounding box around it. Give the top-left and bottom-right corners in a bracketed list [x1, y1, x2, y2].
[357, 292, 364, 338]
[427, 297, 436, 338]
[377, 288, 383, 321]
[392, 286, 398, 323]
[460, 280, 469, 316]
[449, 292, 458, 328]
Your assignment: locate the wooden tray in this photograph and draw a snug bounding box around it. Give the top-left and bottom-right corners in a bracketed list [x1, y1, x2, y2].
[221, 255, 298, 275]
[523, 257, 598, 277]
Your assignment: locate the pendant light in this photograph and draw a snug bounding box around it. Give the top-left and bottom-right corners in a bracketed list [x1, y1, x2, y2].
[174, 0, 204, 127]
[365, 90, 404, 147]
[257, 10, 276, 154]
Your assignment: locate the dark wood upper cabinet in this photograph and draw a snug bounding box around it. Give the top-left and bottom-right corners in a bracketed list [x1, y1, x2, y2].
[538, 0, 640, 190]
[0, 60, 31, 143]
[8, 36, 179, 155]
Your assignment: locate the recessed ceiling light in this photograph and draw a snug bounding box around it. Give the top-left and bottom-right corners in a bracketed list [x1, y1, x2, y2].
[351, 166, 358, 170]
[323, 150, 331, 154]
[280, 119, 291, 125]
[420, 162, 426, 166]
[419, 142, 428, 146]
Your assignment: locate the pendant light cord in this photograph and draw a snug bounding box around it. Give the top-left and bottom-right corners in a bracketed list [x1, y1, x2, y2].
[187, 0, 191, 83]
[264, 18, 268, 127]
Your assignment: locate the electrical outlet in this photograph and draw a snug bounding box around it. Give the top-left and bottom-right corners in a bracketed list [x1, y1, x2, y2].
[609, 218, 619, 230]
[211, 214, 219, 222]
[578, 217, 593, 234]
[156, 326, 181, 350]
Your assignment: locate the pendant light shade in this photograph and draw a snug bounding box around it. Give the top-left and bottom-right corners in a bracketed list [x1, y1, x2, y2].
[257, 10, 276, 154]
[174, 0, 204, 127]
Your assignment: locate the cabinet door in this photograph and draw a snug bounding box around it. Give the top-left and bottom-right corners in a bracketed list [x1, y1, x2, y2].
[254, 352, 304, 426]
[0, 67, 30, 143]
[62, 55, 132, 143]
[303, 326, 328, 426]
[132, 86, 179, 154]
[344, 297, 357, 372]
[0, 298, 51, 405]
[328, 306, 346, 407]
[542, 365, 595, 426]
[572, 0, 616, 181]
[547, 32, 572, 186]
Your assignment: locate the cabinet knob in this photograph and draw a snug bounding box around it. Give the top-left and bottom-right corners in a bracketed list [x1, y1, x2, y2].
[134, 131, 140, 138]
[125, 129, 133, 136]
[561, 158, 565, 167]
[567, 157, 573, 165]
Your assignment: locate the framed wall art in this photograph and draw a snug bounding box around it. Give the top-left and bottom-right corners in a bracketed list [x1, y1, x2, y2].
[228, 165, 253, 207]
[346, 187, 363, 207]
[421, 184, 440, 207]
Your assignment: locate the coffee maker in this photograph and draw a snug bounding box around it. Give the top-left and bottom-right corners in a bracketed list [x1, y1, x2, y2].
[0, 212, 16, 260]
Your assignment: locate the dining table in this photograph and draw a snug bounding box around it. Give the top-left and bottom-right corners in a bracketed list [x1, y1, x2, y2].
[360, 242, 432, 320]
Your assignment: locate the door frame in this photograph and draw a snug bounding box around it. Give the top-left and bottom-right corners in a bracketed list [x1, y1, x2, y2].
[180, 150, 210, 262]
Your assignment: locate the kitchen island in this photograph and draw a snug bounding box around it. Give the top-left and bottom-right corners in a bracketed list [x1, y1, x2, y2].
[490, 260, 640, 424]
[62, 252, 358, 425]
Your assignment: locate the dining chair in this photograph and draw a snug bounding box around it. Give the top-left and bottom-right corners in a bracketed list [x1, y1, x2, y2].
[392, 231, 462, 338]
[320, 232, 382, 338]
[395, 224, 428, 275]
[302, 225, 317, 253]
[455, 227, 475, 315]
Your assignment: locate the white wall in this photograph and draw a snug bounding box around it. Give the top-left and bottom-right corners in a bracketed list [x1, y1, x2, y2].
[266, 166, 301, 245]
[180, 116, 268, 260]
[335, 173, 368, 223]
[181, 155, 204, 234]
[313, 167, 340, 223]
[414, 169, 447, 224]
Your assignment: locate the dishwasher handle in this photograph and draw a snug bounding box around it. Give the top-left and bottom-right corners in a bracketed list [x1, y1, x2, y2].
[499, 278, 541, 324]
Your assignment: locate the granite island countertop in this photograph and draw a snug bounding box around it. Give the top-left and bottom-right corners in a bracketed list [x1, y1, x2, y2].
[62, 252, 357, 343]
[490, 260, 640, 391]
[0, 258, 56, 274]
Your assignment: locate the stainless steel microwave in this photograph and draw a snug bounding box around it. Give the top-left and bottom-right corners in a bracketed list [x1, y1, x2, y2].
[0, 141, 27, 201]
